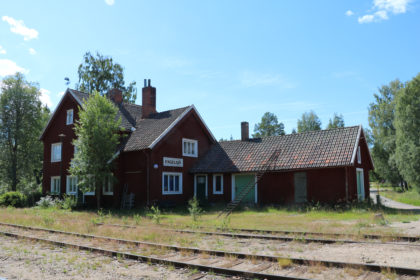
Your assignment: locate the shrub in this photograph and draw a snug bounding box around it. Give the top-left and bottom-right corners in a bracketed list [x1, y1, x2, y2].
[188, 197, 203, 222]
[36, 196, 56, 209]
[0, 192, 27, 207]
[61, 194, 77, 210]
[148, 205, 161, 224]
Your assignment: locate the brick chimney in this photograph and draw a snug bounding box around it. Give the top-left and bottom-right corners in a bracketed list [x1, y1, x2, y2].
[241, 121, 249, 141]
[108, 88, 123, 104]
[142, 79, 156, 118]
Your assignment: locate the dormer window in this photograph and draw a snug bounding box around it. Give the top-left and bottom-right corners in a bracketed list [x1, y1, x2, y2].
[66, 109, 74, 125]
[182, 138, 198, 157]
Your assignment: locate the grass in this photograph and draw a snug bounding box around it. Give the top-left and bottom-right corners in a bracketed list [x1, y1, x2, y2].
[378, 188, 420, 207]
[0, 202, 418, 250]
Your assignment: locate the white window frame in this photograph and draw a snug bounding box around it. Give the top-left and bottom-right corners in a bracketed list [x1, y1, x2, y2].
[102, 175, 114, 196]
[162, 172, 183, 195]
[66, 176, 78, 195]
[182, 138, 198, 157]
[357, 146, 362, 164]
[51, 142, 62, 162]
[213, 174, 224, 194]
[356, 168, 365, 201]
[66, 109, 74, 125]
[50, 176, 61, 194]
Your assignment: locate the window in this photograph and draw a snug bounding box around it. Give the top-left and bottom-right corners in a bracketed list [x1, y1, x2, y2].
[162, 172, 182, 195]
[102, 175, 114, 195]
[357, 146, 361, 164]
[51, 143, 62, 162]
[51, 176, 61, 194]
[213, 174, 223, 194]
[182, 138, 198, 157]
[83, 175, 95, 195]
[66, 109, 74, 125]
[66, 176, 78, 195]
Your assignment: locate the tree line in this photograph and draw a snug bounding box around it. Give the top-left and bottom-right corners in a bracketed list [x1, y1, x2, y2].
[252, 111, 345, 138]
[368, 73, 420, 192]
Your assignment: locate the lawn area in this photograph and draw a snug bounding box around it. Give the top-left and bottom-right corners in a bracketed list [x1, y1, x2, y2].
[372, 182, 420, 207]
[0, 203, 419, 238]
[380, 189, 420, 206]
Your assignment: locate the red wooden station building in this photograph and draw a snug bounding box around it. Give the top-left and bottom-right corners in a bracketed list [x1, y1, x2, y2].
[40, 80, 373, 207]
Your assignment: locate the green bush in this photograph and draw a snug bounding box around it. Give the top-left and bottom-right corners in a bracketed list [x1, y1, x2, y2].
[61, 194, 77, 210]
[188, 197, 203, 222]
[0, 192, 27, 207]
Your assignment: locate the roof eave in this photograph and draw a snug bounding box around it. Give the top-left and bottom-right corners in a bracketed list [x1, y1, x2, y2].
[350, 125, 362, 165]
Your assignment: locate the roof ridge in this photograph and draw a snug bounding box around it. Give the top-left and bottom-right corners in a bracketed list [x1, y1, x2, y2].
[218, 125, 360, 144]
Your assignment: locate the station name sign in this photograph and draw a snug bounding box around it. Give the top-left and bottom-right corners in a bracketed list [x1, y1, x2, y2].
[163, 157, 183, 167]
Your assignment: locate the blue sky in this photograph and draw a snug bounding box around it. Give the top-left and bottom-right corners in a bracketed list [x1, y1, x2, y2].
[1, 0, 419, 139]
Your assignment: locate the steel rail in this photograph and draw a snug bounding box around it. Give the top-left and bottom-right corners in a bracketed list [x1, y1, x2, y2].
[0, 222, 418, 276]
[0, 230, 308, 280]
[95, 223, 420, 246]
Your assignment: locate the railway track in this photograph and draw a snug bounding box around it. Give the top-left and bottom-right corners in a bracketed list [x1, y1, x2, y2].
[96, 222, 420, 246]
[0, 222, 418, 279]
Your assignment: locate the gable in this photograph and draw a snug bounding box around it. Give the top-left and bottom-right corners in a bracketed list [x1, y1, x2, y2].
[40, 89, 81, 141]
[151, 108, 216, 152]
[122, 105, 216, 152]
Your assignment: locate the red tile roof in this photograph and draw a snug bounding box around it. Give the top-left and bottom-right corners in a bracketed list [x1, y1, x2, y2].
[190, 126, 363, 173]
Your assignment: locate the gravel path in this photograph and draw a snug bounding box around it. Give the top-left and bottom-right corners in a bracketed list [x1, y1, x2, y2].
[0, 224, 419, 280]
[0, 235, 225, 280]
[370, 189, 420, 211]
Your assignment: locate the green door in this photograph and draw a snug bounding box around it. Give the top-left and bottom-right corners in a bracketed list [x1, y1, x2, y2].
[196, 175, 207, 201]
[234, 174, 256, 204]
[294, 172, 307, 203]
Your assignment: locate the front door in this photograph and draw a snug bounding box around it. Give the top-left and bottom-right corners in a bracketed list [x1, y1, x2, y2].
[356, 169, 365, 201]
[234, 174, 256, 204]
[196, 175, 207, 201]
[294, 172, 307, 203]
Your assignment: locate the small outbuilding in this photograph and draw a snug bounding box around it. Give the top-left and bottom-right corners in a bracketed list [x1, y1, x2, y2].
[190, 123, 373, 204]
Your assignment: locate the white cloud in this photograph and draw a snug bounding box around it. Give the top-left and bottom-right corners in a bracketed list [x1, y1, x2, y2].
[240, 71, 295, 89]
[345, 10, 354, 16]
[39, 88, 52, 108]
[358, 14, 376, 23]
[28, 48, 36, 55]
[0, 59, 28, 77]
[0, 45, 6, 54]
[2, 16, 39, 40]
[58, 91, 65, 96]
[105, 0, 115, 5]
[358, 0, 410, 23]
[374, 0, 409, 13]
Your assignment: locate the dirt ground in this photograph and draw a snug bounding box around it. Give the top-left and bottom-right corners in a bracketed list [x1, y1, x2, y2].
[0, 235, 225, 280]
[390, 219, 420, 235]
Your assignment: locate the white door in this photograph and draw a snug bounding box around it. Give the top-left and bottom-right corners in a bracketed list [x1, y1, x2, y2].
[356, 168, 365, 201]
